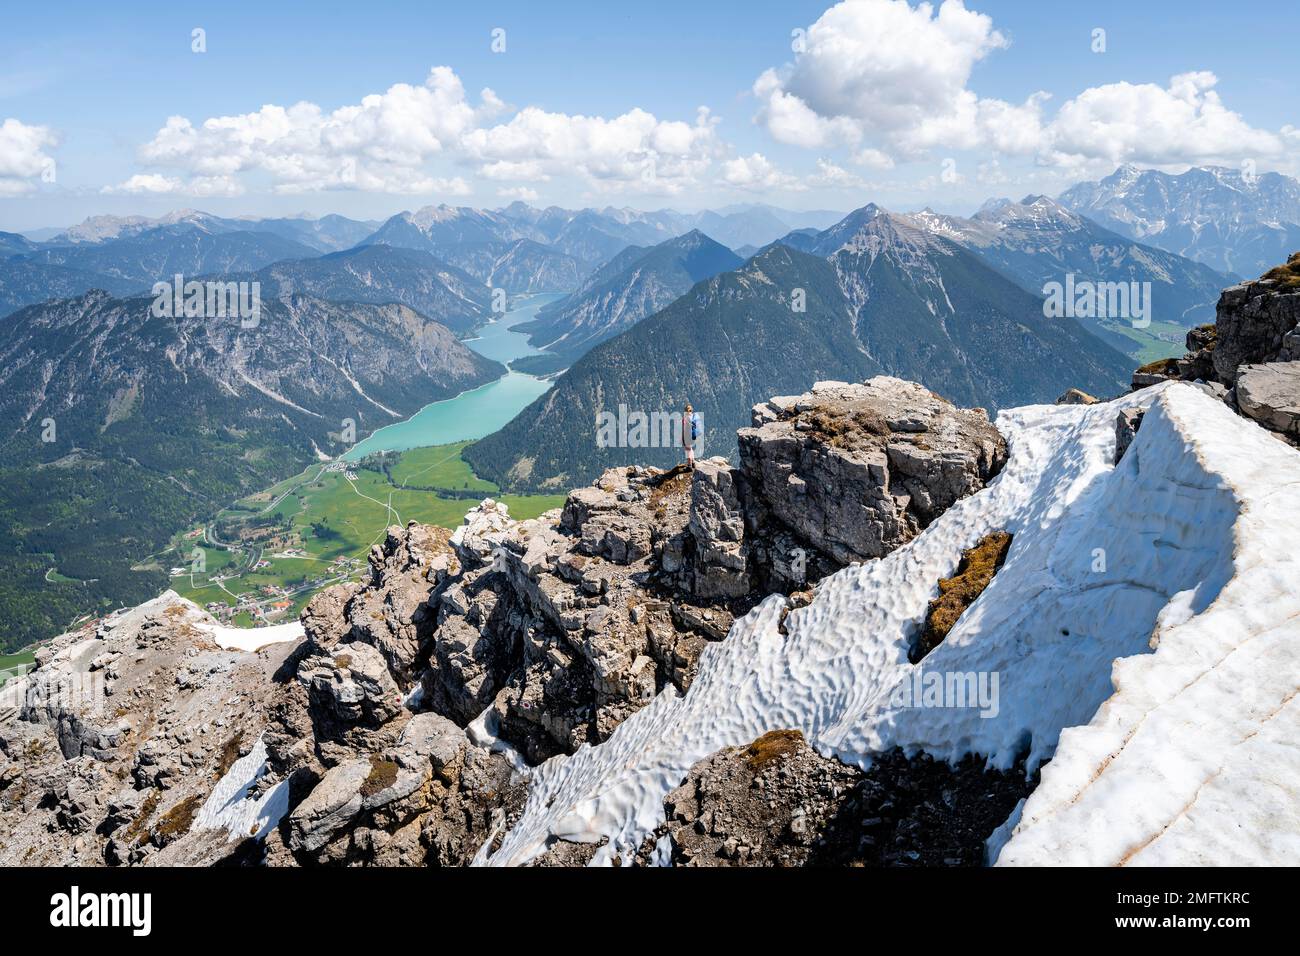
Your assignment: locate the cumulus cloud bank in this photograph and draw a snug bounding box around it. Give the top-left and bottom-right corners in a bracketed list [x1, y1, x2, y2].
[0, 118, 57, 196]
[123, 66, 722, 198]
[754, 0, 1289, 171]
[58, 3, 1300, 202]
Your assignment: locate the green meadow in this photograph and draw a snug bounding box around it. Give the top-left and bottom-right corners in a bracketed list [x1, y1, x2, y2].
[0, 647, 35, 688]
[165, 442, 565, 618]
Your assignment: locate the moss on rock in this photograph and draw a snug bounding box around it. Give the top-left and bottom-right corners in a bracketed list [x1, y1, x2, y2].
[913, 531, 1013, 662]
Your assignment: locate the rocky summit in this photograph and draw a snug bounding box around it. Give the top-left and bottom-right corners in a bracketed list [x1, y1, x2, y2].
[0, 376, 1011, 866]
[740, 378, 1007, 570]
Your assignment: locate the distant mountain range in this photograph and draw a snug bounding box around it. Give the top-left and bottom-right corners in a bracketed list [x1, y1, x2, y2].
[0, 202, 854, 320]
[1, 223, 330, 317]
[22, 225, 321, 288]
[464, 205, 1132, 491]
[359, 201, 846, 272]
[901, 195, 1229, 359]
[1058, 164, 1300, 277]
[49, 209, 380, 252]
[517, 230, 743, 360]
[0, 289, 501, 651]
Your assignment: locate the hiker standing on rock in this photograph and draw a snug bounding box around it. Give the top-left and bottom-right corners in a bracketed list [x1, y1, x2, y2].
[683, 403, 700, 470]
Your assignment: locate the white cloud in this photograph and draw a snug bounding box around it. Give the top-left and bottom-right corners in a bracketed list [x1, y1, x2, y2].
[478, 160, 550, 182]
[498, 186, 540, 202]
[976, 158, 1009, 185]
[753, 0, 1286, 172]
[852, 148, 895, 170]
[464, 105, 721, 195]
[101, 173, 245, 197]
[0, 117, 57, 194]
[754, 0, 1021, 156]
[104, 173, 183, 194]
[134, 67, 490, 195]
[127, 67, 722, 198]
[808, 158, 868, 189]
[719, 152, 806, 192]
[1043, 72, 1282, 167]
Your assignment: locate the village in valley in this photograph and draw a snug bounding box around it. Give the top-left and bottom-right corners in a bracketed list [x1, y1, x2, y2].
[157, 441, 563, 629]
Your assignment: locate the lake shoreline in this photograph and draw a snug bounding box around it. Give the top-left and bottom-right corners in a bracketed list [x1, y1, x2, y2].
[342, 292, 564, 461]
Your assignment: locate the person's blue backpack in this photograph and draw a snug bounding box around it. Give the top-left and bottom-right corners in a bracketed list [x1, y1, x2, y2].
[690, 412, 700, 441]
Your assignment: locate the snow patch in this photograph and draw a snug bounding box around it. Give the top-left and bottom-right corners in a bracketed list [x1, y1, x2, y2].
[194, 734, 291, 843]
[197, 620, 304, 653]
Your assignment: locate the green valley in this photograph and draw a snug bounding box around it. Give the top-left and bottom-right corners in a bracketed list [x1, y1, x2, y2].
[160, 442, 564, 627]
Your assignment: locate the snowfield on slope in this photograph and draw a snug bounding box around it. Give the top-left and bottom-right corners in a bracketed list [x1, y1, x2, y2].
[195, 619, 305, 652]
[477, 380, 1300, 866]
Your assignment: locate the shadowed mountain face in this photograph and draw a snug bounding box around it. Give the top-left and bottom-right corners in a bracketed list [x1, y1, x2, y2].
[0, 290, 502, 651]
[22, 224, 320, 286]
[0, 231, 38, 257]
[360, 210, 584, 292]
[0, 258, 139, 317]
[466, 244, 875, 490]
[226, 244, 493, 334]
[1059, 164, 1300, 277]
[518, 230, 743, 360]
[820, 206, 1132, 409]
[901, 196, 1229, 354]
[465, 209, 1132, 492]
[423, 239, 585, 294]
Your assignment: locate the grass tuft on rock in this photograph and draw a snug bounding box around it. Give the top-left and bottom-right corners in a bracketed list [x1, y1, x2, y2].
[1261, 251, 1300, 290]
[648, 466, 692, 506]
[123, 789, 160, 845]
[799, 407, 890, 448]
[213, 731, 244, 781]
[913, 531, 1013, 662]
[360, 756, 399, 798]
[744, 729, 805, 770]
[1135, 357, 1181, 376]
[155, 794, 203, 844]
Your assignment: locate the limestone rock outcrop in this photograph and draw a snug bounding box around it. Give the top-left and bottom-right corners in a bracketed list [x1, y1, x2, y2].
[1125, 258, 1300, 446]
[739, 379, 1007, 568]
[1212, 275, 1300, 382]
[0, 594, 294, 866]
[1236, 363, 1300, 443]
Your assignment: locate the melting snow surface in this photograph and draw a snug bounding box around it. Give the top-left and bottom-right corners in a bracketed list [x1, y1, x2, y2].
[195, 734, 291, 842]
[198, 620, 304, 652]
[477, 382, 1300, 866]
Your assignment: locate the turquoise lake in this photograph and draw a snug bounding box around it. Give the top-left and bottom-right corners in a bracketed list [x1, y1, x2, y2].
[343, 293, 562, 460]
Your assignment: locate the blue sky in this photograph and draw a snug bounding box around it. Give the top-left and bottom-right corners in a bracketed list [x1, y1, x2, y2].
[1, 0, 1294, 231]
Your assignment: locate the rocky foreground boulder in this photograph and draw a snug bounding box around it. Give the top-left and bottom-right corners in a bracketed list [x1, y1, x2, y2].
[1236, 363, 1300, 442]
[740, 379, 1006, 572]
[1130, 254, 1300, 445]
[638, 729, 1033, 867]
